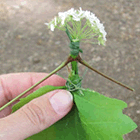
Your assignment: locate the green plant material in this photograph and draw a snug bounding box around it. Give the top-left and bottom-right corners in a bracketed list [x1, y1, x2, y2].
[11, 58, 137, 140]
[73, 89, 137, 140]
[66, 73, 83, 96]
[66, 26, 83, 57]
[4, 7, 136, 140]
[25, 105, 87, 140]
[12, 84, 137, 140]
[46, 8, 107, 45]
[11, 66, 137, 140]
[12, 85, 66, 113]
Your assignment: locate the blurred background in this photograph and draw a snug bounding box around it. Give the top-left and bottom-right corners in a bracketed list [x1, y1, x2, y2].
[0, 0, 139, 139]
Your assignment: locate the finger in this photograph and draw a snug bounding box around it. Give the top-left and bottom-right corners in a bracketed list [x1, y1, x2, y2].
[0, 73, 66, 105]
[0, 73, 66, 117]
[0, 90, 73, 140]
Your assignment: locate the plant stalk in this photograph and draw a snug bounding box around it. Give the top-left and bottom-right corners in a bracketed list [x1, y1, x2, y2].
[71, 61, 78, 74]
[78, 56, 134, 91]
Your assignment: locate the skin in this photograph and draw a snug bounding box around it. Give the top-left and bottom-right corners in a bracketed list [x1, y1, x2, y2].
[0, 73, 73, 140]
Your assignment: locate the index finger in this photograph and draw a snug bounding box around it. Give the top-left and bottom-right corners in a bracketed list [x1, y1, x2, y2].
[0, 72, 66, 107]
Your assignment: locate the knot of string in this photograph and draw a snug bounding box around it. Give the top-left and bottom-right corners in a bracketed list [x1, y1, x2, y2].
[65, 26, 83, 57]
[66, 78, 81, 91]
[65, 74, 84, 96]
[69, 41, 81, 56]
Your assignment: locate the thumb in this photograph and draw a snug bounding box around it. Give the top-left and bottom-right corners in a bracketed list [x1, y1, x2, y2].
[0, 90, 73, 140]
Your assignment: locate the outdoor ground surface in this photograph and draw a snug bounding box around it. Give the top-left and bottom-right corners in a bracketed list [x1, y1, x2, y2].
[0, 0, 140, 139]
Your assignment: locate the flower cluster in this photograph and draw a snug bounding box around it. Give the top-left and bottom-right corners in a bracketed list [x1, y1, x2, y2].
[45, 7, 107, 45]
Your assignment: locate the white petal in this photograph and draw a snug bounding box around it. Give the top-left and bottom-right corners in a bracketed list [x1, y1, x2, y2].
[58, 12, 63, 17]
[54, 17, 57, 25]
[79, 7, 82, 11]
[47, 7, 107, 42]
[73, 17, 80, 21]
[44, 23, 49, 26]
[50, 24, 55, 31]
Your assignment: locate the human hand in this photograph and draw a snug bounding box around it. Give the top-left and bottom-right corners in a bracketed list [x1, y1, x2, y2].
[0, 73, 73, 140]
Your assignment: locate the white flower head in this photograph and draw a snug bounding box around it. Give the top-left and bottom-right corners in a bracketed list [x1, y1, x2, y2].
[45, 7, 107, 45]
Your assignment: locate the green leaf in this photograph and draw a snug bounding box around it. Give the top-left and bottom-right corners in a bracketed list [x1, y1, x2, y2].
[12, 85, 66, 113]
[12, 84, 137, 140]
[73, 89, 137, 140]
[25, 105, 87, 140]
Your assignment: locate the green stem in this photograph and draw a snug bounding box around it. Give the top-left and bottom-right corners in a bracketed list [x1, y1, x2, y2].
[0, 61, 69, 112]
[71, 61, 78, 74]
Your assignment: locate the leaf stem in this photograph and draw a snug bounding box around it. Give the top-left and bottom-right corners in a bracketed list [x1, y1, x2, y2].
[78, 56, 135, 91]
[0, 60, 69, 112]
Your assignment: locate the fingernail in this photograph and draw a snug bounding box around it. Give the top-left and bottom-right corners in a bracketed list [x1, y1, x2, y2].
[49, 90, 73, 114]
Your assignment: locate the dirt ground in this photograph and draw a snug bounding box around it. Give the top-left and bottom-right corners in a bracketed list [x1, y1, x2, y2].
[0, 0, 140, 139]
